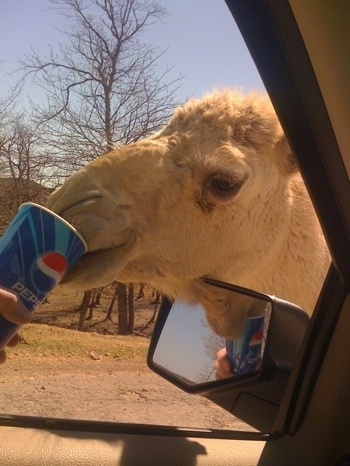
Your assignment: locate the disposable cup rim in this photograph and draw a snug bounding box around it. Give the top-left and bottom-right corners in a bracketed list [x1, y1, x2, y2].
[19, 202, 88, 252]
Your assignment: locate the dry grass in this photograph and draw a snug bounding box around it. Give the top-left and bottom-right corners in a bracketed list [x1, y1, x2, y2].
[18, 323, 149, 360]
[13, 284, 156, 361]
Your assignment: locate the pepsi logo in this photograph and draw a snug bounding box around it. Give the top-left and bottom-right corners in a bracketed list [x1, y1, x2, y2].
[32, 253, 67, 293]
[249, 330, 263, 349]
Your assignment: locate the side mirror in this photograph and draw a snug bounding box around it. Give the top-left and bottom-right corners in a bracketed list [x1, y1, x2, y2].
[147, 278, 310, 432]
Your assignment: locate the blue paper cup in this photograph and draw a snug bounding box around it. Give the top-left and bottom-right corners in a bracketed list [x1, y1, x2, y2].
[226, 314, 265, 376]
[0, 202, 87, 350]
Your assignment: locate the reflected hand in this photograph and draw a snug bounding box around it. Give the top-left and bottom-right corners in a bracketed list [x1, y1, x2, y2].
[0, 287, 32, 364]
[214, 347, 235, 379]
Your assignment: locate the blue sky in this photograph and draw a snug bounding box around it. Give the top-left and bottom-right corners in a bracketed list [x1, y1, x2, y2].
[0, 0, 265, 106]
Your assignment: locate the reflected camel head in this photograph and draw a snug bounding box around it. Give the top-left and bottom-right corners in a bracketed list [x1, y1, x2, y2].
[47, 89, 329, 338]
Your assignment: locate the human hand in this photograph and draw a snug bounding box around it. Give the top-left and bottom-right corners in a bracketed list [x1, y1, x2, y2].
[214, 347, 235, 380]
[0, 287, 32, 363]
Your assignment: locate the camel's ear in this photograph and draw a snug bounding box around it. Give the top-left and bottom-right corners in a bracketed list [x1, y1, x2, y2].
[275, 134, 299, 174]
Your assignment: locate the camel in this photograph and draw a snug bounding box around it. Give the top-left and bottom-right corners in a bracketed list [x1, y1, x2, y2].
[47, 89, 330, 339]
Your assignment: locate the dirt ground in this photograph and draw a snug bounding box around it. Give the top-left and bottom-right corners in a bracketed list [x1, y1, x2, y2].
[0, 285, 251, 431]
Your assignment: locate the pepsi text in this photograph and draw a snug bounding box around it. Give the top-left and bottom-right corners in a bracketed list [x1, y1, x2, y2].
[11, 282, 42, 308]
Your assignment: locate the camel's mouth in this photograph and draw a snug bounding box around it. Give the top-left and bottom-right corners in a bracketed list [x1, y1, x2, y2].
[61, 230, 137, 290]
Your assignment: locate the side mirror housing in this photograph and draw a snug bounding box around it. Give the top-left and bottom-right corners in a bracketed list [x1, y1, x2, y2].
[147, 278, 310, 432]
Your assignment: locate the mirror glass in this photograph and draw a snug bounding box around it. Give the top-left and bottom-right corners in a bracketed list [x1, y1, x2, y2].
[152, 288, 272, 386]
[154, 301, 224, 385]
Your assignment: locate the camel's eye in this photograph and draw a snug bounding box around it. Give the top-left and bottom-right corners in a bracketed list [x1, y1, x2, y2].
[207, 173, 247, 198]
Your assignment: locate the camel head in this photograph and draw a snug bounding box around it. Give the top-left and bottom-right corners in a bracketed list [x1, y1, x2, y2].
[47, 89, 328, 338]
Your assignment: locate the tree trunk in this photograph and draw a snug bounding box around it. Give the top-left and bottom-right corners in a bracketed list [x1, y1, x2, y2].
[106, 283, 118, 320]
[85, 289, 97, 320]
[151, 290, 161, 305]
[94, 287, 103, 305]
[150, 292, 161, 324]
[128, 283, 134, 334]
[149, 307, 159, 324]
[136, 283, 145, 300]
[117, 282, 128, 335]
[78, 290, 92, 331]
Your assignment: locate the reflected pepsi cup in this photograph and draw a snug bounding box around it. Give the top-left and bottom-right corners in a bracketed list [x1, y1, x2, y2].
[226, 314, 265, 376]
[0, 202, 87, 350]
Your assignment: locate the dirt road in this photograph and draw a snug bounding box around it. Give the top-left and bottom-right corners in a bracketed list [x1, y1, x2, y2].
[0, 351, 250, 431]
[0, 288, 251, 432]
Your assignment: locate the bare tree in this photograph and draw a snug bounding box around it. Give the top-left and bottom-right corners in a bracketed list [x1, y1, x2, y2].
[127, 282, 134, 334]
[0, 86, 59, 190]
[20, 0, 183, 175]
[1, 117, 44, 185]
[105, 282, 135, 334]
[0, 86, 22, 132]
[77, 289, 92, 330]
[0, 109, 53, 230]
[17, 0, 182, 332]
[117, 282, 128, 335]
[0, 87, 23, 169]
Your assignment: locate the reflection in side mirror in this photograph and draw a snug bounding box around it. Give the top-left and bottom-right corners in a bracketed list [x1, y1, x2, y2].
[152, 301, 225, 385]
[151, 293, 271, 386]
[147, 278, 310, 432]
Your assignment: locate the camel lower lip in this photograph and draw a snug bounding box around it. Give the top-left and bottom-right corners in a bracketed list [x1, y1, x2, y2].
[63, 248, 113, 274]
[61, 231, 137, 289]
[60, 248, 127, 287]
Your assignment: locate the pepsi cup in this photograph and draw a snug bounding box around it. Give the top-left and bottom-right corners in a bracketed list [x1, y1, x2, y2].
[225, 314, 265, 376]
[0, 202, 87, 350]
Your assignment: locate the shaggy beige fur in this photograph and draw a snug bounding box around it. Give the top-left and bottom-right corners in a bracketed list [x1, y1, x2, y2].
[47, 90, 330, 338]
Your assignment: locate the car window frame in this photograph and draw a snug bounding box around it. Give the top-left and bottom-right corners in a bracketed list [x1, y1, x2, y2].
[225, 0, 350, 435]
